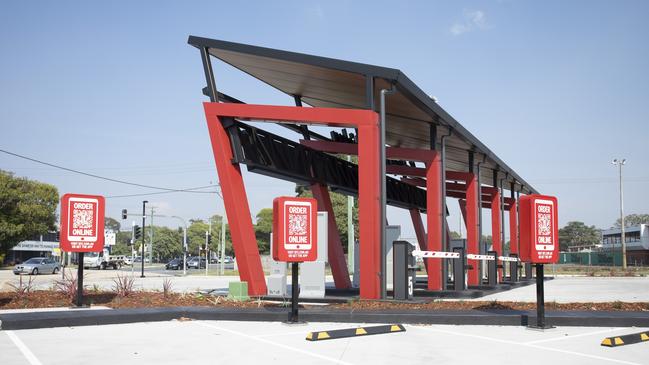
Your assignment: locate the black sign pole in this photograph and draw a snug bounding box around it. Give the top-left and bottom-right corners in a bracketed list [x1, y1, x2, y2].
[76, 252, 84, 307]
[530, 263, 554, 329]
[289, 262, 299, 323]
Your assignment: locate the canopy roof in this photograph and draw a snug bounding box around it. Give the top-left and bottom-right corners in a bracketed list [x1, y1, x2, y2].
[188, 36, 537, 194]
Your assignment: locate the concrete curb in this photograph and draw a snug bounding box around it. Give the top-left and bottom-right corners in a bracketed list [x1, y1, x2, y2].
[1, 307, 648, 330]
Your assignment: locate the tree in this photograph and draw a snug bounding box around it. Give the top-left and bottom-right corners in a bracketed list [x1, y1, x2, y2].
[208, 214, 232, 256]
[255, 208, 273, 253]
[615, 214, 649, 228]
[0, 170, 58, 257]
[151, 226, 182, 261]
[558, 221, 600, 251]
[104, 217, 120, 232]
[450, 231, 461, 239]
[187, 219, 209, 256]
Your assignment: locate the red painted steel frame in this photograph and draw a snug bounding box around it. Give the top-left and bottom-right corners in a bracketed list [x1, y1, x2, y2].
[426, 152, 444, 290]
[490, 189, 503, 281]
[304, 139, 443, 290]
[203, 103, 381, 299]
[465, 173, 480, 286]
[311, 183, 352, 288]
[509, 200, 518, 254]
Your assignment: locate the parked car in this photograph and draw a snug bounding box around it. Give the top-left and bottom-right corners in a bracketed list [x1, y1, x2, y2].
[165, 258, 185, 270]
[187, 257, 206, 269]
[123, 256, 133, 265]
[222, 256, 234, 264]
[13, 257, 60, 275]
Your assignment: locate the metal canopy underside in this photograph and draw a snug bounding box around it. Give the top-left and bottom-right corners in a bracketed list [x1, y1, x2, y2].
[188, 36, 538, 195]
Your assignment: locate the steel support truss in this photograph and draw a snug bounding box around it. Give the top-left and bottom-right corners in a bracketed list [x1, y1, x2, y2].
[204, 103, 382, 298]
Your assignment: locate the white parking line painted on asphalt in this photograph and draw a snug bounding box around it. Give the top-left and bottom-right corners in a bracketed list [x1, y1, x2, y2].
[524, 328, 624, 345]
[194, 321, 356, 365]
[409, 325, 642, 365]
[5, 331, 43, 365]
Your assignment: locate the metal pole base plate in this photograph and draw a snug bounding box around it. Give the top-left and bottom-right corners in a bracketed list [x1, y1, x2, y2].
[527, 324, 555, 331]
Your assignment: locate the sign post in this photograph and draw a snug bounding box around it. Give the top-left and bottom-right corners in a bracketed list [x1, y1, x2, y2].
[519, 195, 558, 329]
[272, 197, 317, 323]
[60, 193, 105, 307]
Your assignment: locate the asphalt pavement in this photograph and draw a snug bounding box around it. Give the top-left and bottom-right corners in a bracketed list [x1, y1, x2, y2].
[1, 320, 647, 365]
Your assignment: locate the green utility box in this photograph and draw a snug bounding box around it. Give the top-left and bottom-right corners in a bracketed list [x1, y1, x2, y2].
[228, 281, 249, 301]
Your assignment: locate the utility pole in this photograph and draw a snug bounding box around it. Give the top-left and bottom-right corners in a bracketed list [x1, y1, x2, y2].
[141, 200, 148, 278]
[612, 159, 627, 269]
[150, 206, 155, 264]
[220, 214, 226, 275]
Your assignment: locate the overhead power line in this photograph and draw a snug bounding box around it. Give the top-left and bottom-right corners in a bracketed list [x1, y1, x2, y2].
[0, 148, 219, 193]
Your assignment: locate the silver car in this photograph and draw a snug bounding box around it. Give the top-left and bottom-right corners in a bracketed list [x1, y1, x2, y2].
[13, 257, 60, 275]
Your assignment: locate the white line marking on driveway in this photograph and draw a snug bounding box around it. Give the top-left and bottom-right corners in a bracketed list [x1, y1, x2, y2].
[194, 321, 355, 365]
[524, 328, 624, 345]
[409, 325, 642, 365]
[5, 331, 43, 365]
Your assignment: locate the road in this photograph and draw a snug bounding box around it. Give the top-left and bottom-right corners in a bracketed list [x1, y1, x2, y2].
[0, 264, 239, 293]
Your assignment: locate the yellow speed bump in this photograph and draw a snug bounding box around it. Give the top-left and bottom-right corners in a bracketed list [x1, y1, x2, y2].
[306, 324, 406, 341]
[601, 331, 649, 347]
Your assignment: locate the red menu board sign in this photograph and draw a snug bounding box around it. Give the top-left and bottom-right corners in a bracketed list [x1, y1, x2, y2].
[60, 193, 105, 252]
[272, 197, 317, 262]
[519, 194, 559, 264]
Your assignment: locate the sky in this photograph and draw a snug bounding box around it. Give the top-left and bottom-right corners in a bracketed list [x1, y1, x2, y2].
[1, 0, 647, 240]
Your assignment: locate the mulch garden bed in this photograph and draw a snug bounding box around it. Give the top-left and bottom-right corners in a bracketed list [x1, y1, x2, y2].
[1, 290, 649, 312]
[0, 290, 270, 310]
[329, 300, 649, 312]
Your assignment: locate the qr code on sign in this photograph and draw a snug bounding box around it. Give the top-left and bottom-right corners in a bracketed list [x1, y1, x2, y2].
[288, 213, 307, 236]
[73, 209, 94, 229]
[537, 213, 551, 236]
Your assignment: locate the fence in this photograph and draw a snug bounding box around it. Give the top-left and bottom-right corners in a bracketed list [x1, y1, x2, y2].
[558, 251, 624, 266]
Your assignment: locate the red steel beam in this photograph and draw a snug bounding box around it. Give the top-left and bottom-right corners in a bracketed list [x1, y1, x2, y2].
[426, 152, 443, 290]
[386, 165, 426, 177]
[490, 189, 503, 281]
[509, 199, 519, 255]
[203, 103, 381, 299]
[465, 173, 480, 286]
[301, 140, 435, 163]
[310, 183, 352, 289]
[205, 114, 267, 296]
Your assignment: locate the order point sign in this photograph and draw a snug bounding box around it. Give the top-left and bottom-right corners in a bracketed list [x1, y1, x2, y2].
[519, 194, 558, 264]
[60, 193, 105, 252]
[272, 196, 317, 262]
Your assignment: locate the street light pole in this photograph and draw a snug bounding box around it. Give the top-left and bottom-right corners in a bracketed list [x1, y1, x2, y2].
[141, 200, 148, 278]
[220, 214, 226, 275]
[612, 159, 627, 269]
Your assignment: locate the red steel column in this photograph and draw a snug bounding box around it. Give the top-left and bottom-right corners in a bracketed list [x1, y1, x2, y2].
[491, 189, 503, 280]
[205, 114, 267, 296]
[310, 183, 352, 289]
[426, 152, 443, 290]
[358, 121, 381, 299]
[509, 200, 518, 255]
[466, 173, 480, 286]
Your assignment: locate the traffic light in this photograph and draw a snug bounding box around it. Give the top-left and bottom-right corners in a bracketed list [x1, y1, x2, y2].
[133, 225, 142, 240]
[207, 233, 212, 246]
[121, 209, 128, 220]
[56, 231, 60, 242]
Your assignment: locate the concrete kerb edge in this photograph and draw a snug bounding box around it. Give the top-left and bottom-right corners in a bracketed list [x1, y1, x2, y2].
[1, 307, 648, 330]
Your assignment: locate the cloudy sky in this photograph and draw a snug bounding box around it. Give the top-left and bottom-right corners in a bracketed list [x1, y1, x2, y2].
[1, 0, 647, 240]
